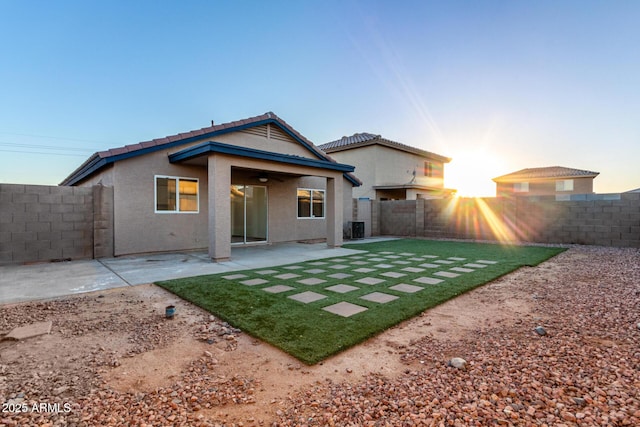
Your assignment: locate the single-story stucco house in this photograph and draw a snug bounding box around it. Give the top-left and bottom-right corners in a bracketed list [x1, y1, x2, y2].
[61, 112, 360, 261]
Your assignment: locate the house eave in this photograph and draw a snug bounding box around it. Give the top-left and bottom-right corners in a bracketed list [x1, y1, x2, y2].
[169, 141, 356, 173]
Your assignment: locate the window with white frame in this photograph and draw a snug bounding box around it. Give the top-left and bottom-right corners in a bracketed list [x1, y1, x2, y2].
[297, 188, 325, 218]
[155, 176, 199, 213]
[555, 179, 574, 192]
[514, 182, 529, 193]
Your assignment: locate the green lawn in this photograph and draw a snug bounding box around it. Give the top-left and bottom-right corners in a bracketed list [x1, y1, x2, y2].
[156, 239, 565, 364]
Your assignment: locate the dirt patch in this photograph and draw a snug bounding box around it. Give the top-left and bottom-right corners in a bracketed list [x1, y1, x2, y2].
[2, 246, 638, 426]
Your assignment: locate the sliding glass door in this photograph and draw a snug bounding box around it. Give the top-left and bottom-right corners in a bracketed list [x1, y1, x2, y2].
[231, 185, 268, 244]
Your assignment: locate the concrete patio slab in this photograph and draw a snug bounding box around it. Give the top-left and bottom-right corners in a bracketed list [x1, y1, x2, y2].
[1, 240, 387, 304]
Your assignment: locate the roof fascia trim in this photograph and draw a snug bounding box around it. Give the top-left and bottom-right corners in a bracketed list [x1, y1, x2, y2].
[61, 117, 329, 186]
[169, 141, 356, 173]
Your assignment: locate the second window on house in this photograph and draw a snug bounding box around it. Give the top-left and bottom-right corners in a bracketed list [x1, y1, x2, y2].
[297, 188, 325, 218]
[155, 176, 199, 213]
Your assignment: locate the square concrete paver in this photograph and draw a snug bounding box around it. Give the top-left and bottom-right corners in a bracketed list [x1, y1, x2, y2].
[435, 260, 454, 264]
[223, 274, 248, 280]
[350, 261, 369, 265]
[256, 269, 278, 275]
[381, 271, 406, 278]
[384, 255, 402, 259]
[360, 292, 399, 304]
[379, 251, 395, 254]
[329, 264, 349, 269]
[373, 263, 394, 268]
[304, 268, 326, 274]
[408, 257, 425, 262]
[399, 252, 416, 256]
[402, 267, 425, 273]
[368, 257, 386, 262]
[308, 261, 328, 266]
[391, 260, 411, 265]
[451, 267, 474, 273]
[288, 291, 327, 303]
[464, 263, 487, 268]
[263, 285, 294, 294]
[297, 277, 327, 286]
[477, 260, 498, 264]
[414, 277, 444, 285]
[241, 278, 269, 286]
[274, 273, 301, 280]
[419, 263, 440, 268]
[354, 267, 376, 273]
[326, 284, 359, 293]
[323, 302, 368, 317]
[390, 283, 423, 293]
[356, 277, 385, 285]
[422, 255, 439, 258]
[327, 273, 353, 279]
[283, 265, 304, 270]
[434, 271, 460, 278]
[448, 257, 466, 261]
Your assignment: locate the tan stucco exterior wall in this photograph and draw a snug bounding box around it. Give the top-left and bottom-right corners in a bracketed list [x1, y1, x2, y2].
[74, 125, 353, 256]
[327, 145, 446, 200]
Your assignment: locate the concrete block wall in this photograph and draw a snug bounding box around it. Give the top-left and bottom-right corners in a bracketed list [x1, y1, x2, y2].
[0, 184, 114, 265]
[371, 193, 640, 248]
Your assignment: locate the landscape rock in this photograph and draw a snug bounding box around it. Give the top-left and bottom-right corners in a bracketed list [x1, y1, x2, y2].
[448, 357, 467, 369]
[534, 325, 547, 336]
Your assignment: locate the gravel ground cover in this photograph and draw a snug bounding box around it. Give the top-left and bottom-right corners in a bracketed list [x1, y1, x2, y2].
[277, 246, 640, 426]
[1, 244, 638, 426]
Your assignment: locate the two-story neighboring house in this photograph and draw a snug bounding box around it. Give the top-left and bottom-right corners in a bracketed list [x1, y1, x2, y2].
[493, 166, 599, 197]
[318, 133, 454, 200]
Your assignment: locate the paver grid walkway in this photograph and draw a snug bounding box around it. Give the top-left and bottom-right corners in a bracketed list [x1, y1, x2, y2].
[222, 251, 499, 318]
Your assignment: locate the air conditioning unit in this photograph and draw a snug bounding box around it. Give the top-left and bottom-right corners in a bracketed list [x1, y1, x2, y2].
[349, 221, 365, 239]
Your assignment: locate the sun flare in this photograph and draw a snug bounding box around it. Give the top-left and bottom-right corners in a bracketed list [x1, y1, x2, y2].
[445, 149, 505, 198]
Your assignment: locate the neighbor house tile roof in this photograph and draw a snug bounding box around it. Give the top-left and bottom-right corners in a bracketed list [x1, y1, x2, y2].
[61, 112, 361, 186]
[318, 133, 451, 163]
[493, 166, 600, 182]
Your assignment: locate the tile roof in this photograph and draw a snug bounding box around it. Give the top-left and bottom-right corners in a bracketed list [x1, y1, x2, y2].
[492, 166, 599, 182]
[318, 133, 451, 163]
[61, 112, 361, 186]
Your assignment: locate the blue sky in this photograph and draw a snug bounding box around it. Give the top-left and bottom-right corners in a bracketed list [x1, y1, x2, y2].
[1, 0, 638, 196]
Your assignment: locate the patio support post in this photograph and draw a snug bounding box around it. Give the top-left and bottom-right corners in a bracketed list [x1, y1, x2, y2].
[208, 155, 231, 262]
[326, 176, 343, 248]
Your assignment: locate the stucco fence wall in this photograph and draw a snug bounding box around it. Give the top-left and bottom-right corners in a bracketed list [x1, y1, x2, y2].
[0, 184, 114, 265]
[367, 194, 640, 247]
